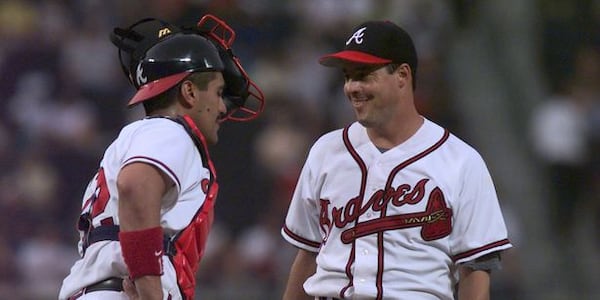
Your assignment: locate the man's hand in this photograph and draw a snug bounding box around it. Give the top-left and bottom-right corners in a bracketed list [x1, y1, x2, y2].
[123, 277, 139, 299]
[123, 276, 164, 300]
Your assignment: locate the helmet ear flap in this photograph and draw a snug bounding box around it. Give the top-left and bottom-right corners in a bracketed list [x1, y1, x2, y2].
[219, 48, 249, 106]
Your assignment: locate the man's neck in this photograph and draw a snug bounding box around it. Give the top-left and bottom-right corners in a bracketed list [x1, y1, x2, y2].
[148, 107, 180, 118]
[366, 114, 424, 150]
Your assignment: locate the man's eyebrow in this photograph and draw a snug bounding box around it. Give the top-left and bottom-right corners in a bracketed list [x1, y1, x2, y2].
[343, 65, 382, 74]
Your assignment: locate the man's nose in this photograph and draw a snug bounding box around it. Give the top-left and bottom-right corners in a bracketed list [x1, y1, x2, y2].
[219, 98, 227, 113]
[344, 79, 362, 92]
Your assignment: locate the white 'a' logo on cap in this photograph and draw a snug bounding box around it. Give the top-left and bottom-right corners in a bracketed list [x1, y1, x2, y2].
[136, 62, 147, 86]
[346, 27, 367, 45]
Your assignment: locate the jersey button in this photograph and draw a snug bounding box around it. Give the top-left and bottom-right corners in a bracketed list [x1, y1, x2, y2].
[362, 249, 368, 255]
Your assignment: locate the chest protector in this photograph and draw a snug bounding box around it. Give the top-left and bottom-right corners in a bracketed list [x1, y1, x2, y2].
[167, 115, 219, 300]
[168, 181, 218, 299]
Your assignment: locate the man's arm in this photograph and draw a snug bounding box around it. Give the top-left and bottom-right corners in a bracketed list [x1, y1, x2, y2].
[457, 265, 490, 300]
[283, 248, 317, 300]
[118, 162, 171, 300]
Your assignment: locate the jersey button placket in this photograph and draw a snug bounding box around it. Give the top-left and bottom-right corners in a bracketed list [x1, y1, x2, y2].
[353, 237, 377, 295]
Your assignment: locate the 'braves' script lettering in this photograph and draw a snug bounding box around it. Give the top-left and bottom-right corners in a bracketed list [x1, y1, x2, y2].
[327, 178, 429, 229]
[319, 179, 453, 244]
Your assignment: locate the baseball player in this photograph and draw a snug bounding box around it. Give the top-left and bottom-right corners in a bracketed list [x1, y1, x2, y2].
[281, 20, 512, 300]
[59, 15, 264, 300]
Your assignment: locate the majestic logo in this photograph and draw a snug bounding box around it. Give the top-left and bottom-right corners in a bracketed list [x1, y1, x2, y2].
[158, 27, 171, 38]
[346, 27, 367, 45]
[136, 62, 147, 86]
[319, 178, 452, 244]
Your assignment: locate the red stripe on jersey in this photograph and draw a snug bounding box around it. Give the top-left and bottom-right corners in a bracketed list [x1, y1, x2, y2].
[282, 225, 321, 249]
[124, 156, 181, 188]
[452, 239, 511, 262]
[385, 129, 450, 187]
[340, 125, 370, 296]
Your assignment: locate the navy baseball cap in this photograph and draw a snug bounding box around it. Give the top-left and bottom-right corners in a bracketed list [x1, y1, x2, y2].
[319, 20, 417, 73]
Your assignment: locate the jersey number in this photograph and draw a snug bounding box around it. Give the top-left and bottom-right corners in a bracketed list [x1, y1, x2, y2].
[82, 168, 111, 220]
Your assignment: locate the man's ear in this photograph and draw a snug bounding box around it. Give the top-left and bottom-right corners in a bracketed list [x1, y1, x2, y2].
[179, 80, 195, 108]
[397, 63, 411, 89]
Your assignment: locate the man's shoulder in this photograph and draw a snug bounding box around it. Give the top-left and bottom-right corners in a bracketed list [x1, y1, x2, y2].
[424, 119, 484, 162]
[109, 117, 192, 155]
[316, 127, 345, 144]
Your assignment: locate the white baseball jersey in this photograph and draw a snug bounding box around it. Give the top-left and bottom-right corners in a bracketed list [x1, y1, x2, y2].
[281, 118, 512, 300]
[59, 117, 211, 300]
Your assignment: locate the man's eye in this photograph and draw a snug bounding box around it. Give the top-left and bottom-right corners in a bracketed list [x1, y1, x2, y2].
[344, 73, 368, 81]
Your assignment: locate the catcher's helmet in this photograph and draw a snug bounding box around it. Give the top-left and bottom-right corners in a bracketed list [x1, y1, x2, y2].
[110, 18, 224, 106]
[110, 15, 264, 121]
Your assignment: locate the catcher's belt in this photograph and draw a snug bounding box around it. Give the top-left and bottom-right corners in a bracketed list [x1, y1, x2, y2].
[68, 277, 123, 300]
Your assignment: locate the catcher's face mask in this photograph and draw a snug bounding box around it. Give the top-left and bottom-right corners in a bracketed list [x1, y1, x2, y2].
[197, 14, 265, 122]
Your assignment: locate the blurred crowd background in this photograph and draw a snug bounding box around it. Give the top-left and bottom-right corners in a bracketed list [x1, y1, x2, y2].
[0, 0, 598, 299]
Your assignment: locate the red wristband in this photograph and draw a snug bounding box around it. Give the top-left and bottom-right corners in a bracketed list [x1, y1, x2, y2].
[119, 226, 164, 279]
